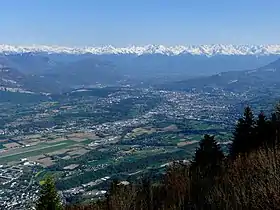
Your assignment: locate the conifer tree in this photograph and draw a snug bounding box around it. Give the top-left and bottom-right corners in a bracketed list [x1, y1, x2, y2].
[230, 106, 255, 158]
[191, 134, 224, 174]
[190, 134, 224, 208]
[255, 112, 269, 148]
[36, 176, 63, 210]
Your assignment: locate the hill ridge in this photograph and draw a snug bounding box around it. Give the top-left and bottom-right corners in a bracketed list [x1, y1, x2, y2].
[1, 44, 280, 56]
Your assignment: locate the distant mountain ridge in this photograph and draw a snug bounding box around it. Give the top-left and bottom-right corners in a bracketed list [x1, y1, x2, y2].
[161, 58, 280, 93]
[1, 46, 280, 94]
[1, 44, 280, 56]
[0, 62, 57, 94]
[0, 54, 124, 93]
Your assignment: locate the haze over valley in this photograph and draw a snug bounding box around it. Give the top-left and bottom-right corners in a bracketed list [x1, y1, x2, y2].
[1, 43, 280, 208]
[1, 1, 280, 209]
[1, 44, 280, 93]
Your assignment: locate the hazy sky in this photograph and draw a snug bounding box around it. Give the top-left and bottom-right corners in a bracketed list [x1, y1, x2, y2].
[0, 0, 279, 46]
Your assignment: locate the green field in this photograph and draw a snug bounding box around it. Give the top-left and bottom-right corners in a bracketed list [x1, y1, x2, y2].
[0, 140, 77, 163]
[125, 127, 156, 138]
[79, 139, 94, 144]
[187, 134, 203, 140]
[189, 120, 224, 130]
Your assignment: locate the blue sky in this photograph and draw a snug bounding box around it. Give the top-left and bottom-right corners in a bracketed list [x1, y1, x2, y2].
[0, 0, 279, 46]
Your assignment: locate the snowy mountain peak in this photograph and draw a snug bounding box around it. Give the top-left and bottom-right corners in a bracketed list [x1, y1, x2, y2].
[1, 44, 280, 56]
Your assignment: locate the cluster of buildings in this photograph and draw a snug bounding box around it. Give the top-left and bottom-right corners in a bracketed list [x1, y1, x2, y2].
[0, 164, 39, 209]
[0, 87, 247, 208]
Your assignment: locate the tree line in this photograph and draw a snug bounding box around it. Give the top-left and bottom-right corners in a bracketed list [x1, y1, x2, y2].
[36, 103, 280, 209]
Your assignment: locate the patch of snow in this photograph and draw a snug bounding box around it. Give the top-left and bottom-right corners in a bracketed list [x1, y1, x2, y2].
[0, 44, 280, 56]
[246, 70, 257, 74]
[264, 68, 276, 72]
[71, 89, 90, 93]
[1, 78, 17, 84]
[228, 79, 238, 84]
[0, 86, 35, 94]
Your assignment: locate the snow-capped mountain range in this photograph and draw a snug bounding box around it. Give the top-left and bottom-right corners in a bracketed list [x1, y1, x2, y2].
[1, 44, 280, 56]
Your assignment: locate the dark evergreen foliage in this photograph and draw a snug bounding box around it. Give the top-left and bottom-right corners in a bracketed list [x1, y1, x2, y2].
[255, 112, 272, 149]
[190, 134, 224, 208]
[36, 176, 63, 210]
[191, 134, 224, 172]
[230, 106, 255, 157]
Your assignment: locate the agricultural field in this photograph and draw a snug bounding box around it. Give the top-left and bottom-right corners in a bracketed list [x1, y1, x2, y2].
[0, 138, 91, 165]
[0, 87, 244, 206]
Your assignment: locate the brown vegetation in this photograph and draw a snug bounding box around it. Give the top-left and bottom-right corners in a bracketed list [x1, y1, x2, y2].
[66, 148, 280, 210]
[38, 105, 280, 210]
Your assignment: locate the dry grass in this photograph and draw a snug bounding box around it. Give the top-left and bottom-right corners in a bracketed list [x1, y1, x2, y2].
[66, 148, 280, 210]
[207, 149, 280, 209]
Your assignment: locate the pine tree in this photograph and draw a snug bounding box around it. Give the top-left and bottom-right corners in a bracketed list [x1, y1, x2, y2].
[36, 176, 63, 210]
[230, 106, 255, 158]
[190, 134, 224, 208]
[255, 112, 269, 148]
[191, 134, 224, 174]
